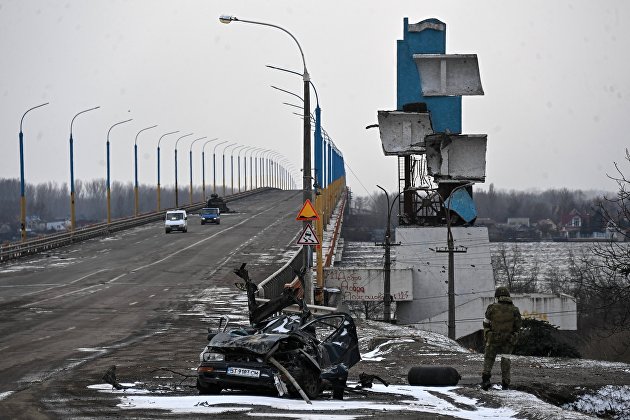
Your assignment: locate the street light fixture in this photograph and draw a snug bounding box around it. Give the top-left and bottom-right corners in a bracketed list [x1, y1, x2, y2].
[157, 130, 179, 212]
[222, 142, 237, 196]
[250, 147, 265, 189]
[213, 140, 228, 194]
[19, 102, 49, 241]
[189, 136, 207, 204]
[134, 125, 158, 216]
[174, 133, 194, 207]
[202, 138, 219, 200]
[220, 14, 313, 302]
[232, 145, 247, 193]
[69, 106, 100, 232]
[254, 148, 266, 188]
[241, 146, 256, 191]
[106, 118, 133, 224]
[267, 64, 323, 190]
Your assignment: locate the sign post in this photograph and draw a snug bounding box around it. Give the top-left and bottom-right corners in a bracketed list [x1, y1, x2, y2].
[296, 199, 320, 303]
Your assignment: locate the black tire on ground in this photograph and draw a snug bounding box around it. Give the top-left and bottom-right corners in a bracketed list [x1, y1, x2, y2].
[165, 229, 171, 234]
[196, 379, 221, 395]
[298, 368, 321, 399]
[201, 221, 205, 225]
[408, 366, 461, 386]
[183, 228, 187, 233]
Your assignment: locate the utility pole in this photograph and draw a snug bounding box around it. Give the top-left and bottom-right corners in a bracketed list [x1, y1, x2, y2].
[376, 185, 402, 322]
[434, 205, 468, 339]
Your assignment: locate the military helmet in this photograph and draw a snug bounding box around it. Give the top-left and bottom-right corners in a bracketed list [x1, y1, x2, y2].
[495, 286, 510, 298]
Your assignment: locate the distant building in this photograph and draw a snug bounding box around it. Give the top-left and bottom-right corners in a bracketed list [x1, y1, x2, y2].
[507, 217, 530, 227]
[46, 220, 70, 232]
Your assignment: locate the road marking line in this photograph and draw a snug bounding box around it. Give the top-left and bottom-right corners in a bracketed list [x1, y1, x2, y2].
[129, 301, 138, 306]
[23, 268, 109, 296]
[130, 196, 299, 272]
[22, 284, 105, 308]
[149, 294, 155, 298]
[203, 208, 297, 279]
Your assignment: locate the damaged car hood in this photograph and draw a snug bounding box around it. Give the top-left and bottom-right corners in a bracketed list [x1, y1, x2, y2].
[208, 332, 301, 355]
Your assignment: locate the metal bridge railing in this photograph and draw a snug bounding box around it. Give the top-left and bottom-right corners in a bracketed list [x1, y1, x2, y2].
[257, 246, 305, 299]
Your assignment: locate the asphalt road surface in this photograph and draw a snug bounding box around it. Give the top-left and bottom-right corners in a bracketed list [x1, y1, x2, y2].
[0, 189, 304, 417]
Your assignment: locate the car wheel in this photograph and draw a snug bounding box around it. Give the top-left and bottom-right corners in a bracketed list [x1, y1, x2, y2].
[201, 221, 205, 225]
[297, 367, 321, 399]
[196, 379, 221, 395]
[183, 228, 187, 233]
[165, 228, 171, 234]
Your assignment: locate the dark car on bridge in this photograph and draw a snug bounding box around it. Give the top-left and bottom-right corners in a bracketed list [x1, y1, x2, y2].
[200, 207, 220, 225]
[196, 264, 360, 400]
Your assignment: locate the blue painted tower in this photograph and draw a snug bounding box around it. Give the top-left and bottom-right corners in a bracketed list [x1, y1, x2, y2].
[397, 18, 462, 134]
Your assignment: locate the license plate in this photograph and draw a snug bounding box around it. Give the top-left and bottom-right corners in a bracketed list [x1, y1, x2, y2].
[227, 367, 260, 378]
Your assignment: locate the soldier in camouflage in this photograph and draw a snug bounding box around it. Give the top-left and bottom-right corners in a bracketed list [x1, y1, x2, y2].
[481, 286, 522, 390]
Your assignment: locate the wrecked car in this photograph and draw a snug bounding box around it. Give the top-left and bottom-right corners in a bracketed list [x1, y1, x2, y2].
[196, 264, 360, 400]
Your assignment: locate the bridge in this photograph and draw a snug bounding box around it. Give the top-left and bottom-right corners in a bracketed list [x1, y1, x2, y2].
[0, 188, 352, 413]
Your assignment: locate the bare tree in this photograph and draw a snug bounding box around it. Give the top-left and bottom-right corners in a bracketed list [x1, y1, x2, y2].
[491, 244, 538, 293]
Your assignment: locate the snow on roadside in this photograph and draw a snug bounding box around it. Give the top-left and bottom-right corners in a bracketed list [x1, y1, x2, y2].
[92, 382, 519, 418]
[563, 385, 630, 419]
[361, 338, 415, 361]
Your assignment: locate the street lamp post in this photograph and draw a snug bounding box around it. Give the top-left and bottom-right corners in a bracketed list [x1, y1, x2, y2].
[222, 142, 237, 196]
[157, 131, 179, 212]
[106, 118, 133, 224]
[248, 147, 263, 190]
[19, 102, 49, 241]
[189, 136, 207, 204]
[174, 133, 194, 208]
[213, 140, 228, 194]
[232, 145, 246, 193]
[69, 106, 100, 232]
[239, 146, 253, 192]
[202, 138, 219, 200]
[254, 149, 266, 188]
[262, 150, 273, 187]
[220, 14, 313, 303]
[134, 125, 158, 216]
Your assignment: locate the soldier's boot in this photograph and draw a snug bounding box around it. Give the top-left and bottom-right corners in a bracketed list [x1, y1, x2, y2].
[481, 373, 491, 391]
[500, 357, 511, 390]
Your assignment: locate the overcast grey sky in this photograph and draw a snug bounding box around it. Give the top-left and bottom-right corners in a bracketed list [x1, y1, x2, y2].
[1, 0, 629, 197]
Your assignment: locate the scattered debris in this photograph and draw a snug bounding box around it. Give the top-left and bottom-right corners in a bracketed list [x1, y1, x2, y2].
[102, 365, 126, 390]
[357, 372, 389, 388]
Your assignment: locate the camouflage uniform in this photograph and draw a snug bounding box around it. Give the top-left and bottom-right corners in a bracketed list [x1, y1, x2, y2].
[482, 286, 522, 390]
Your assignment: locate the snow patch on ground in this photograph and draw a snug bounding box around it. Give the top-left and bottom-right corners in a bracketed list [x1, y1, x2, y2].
[95, 383, 519, 418]
[563, 385, 630, 419]
[0, 391, 15, 401]
[362, 338, 415, 361]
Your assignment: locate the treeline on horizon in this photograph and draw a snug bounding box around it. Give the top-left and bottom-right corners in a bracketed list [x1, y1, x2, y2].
[0, 177, 618, 228]
[349, 183, 618, 229]
[474, 183, 616, 225]
[0, 178, 235, 226]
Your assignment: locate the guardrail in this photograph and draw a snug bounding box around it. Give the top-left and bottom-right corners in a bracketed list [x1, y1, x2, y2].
[0, 188, 272, 263]
[257, 246, 305, 299]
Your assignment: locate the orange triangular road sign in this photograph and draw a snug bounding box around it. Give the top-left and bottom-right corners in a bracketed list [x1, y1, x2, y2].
[297, 223, 320, 245]
[296, 199, 319, 221]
